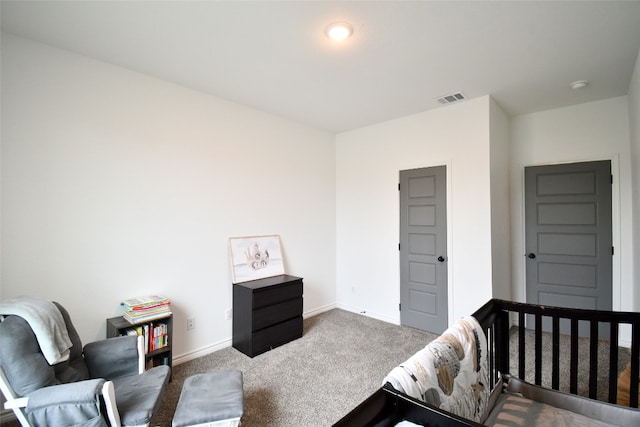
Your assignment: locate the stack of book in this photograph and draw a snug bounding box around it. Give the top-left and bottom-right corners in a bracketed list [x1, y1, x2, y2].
[123, 322, 170, 356]
[121, 295, 171, 324]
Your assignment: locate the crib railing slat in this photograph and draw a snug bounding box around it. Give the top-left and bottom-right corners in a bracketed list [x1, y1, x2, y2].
[535, 313, 542, 386]
[608, 321, 619, 404]
[519, 311, 526, 380]
[488, 325, 495, 384]
[552, 316, 560, 390]
[494, 308, 509, 383]
[570, 318, 579, 394]
[630, 321, 640, 408]
[589, 320, 599, 399]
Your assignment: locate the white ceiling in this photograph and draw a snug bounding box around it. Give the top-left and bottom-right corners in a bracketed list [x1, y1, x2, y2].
[2, 1, 640, 133]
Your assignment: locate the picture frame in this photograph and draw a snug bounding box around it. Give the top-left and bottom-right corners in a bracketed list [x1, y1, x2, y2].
[228, 234, 285, 283]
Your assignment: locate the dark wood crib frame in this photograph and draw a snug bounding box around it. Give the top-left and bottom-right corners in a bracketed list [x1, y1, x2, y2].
[333, 298, 640, 427]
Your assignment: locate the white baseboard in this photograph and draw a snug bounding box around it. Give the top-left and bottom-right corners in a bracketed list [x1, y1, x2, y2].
[335, 302, 397, 324]
[303, 303, 337, 318]
[172, 338, 232, 366]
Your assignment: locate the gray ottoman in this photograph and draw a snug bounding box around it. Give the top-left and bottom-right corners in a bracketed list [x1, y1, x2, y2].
[172, 370, 244, 427]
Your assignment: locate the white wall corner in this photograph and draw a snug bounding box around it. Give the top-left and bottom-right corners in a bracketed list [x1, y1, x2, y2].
[627, 48, 640, 311]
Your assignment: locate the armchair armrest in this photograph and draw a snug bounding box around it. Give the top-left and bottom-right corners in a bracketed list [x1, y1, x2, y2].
[3, 396, 28, 410]
[84, 335, 143, 380]
[26, 378, 114, 427]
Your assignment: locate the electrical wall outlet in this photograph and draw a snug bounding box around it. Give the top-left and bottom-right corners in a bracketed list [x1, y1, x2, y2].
[187, 317, 195, 330]
[225, 308, 232, 320]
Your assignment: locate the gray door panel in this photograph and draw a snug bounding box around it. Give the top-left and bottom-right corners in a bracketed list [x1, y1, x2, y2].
[400, 166, 447, 334]
[525, 160, 612, 337]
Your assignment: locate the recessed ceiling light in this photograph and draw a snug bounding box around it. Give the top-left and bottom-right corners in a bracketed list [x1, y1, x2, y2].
[570, 80, 589, 90]
[325, 22, 353, 42]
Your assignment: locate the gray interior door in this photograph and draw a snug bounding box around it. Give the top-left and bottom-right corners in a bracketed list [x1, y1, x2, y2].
[525, 160, 612, 335]
[400, 166, 447, 334]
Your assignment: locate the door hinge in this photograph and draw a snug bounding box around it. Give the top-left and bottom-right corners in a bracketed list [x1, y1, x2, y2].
[611, 174, 613, 184]
[399, 303, 401, 311]
[398, 243, 401, 251]
[612, 246, 614, 255]
[398, 183, 401, 191]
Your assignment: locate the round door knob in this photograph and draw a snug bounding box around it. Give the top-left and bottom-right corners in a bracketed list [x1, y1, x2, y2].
[527, 253, 536, 259]
[437, 256, 445, 262]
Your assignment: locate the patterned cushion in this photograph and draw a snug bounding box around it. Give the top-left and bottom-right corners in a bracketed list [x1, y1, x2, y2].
[383, 316, 490, 423]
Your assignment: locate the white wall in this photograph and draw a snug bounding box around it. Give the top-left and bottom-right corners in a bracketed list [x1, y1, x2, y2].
[510, 96, 635, 313]
[629, 49, 640, 310]
[2, 32, 637, 365]
[0, 34, 337, 362]
[490, 98, 512, 300]
[335, 96, 495, 325]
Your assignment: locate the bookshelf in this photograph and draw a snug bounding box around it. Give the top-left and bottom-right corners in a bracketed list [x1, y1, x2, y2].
[106, 314, 173, 371]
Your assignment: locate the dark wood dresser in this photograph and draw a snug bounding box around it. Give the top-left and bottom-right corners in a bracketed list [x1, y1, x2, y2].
[232, 274, 303, 357]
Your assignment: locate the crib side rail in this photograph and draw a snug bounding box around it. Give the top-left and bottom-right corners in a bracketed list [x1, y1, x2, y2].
[472, 299, 640, 408]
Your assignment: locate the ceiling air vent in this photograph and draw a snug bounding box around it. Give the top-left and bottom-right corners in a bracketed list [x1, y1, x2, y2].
[435, 92, 466, 105]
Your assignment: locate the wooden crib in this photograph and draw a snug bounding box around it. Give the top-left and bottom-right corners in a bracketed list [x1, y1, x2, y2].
[333, 298, 640, 427]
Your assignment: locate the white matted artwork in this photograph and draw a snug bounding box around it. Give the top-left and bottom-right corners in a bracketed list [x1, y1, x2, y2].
[229, 234, 285, 283]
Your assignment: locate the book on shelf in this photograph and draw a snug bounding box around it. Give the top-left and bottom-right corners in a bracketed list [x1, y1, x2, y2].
[129, 301, 170, 311]
[149, 322, 169, 352]
[121, 319, 170, 354]
[121, 295, 169, 310]
[123, 310, 172, 325]
[121, 294, 172, 325]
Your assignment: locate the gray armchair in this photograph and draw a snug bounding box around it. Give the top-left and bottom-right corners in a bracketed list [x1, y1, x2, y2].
[0, 301, 170, 427]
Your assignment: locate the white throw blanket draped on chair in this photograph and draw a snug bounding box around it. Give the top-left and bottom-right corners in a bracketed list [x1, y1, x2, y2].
[0, 296, 72, 364]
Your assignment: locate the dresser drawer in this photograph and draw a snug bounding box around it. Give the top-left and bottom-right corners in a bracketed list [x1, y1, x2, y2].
[253, 280, 302, 309]
[253, 297, 303, 331]
[233, 275, 304, 357]
[252, 316, 303, 356]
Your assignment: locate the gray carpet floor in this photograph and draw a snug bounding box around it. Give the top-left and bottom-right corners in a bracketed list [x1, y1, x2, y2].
[151, 309, 438, 426]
